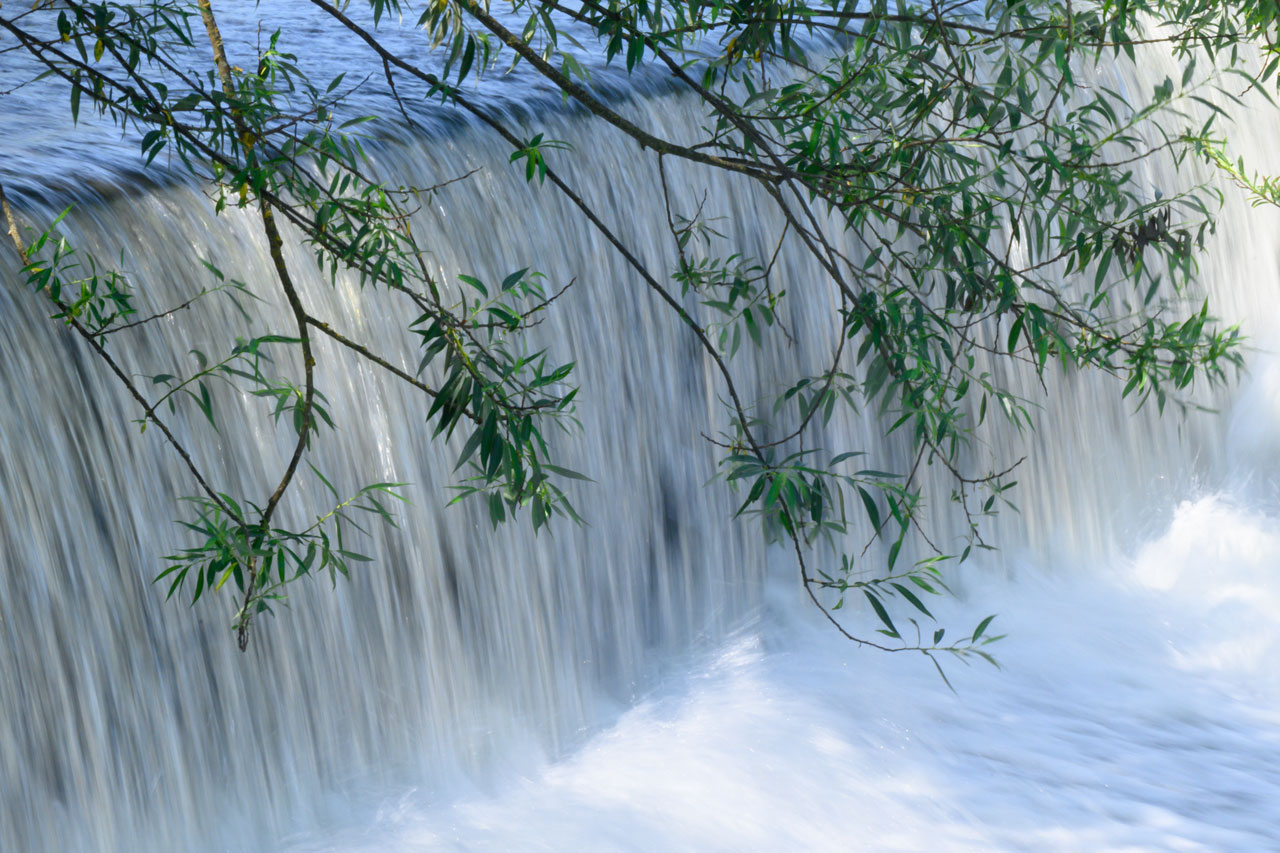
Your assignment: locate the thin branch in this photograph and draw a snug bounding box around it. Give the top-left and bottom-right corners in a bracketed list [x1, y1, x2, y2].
[1, 181, 235, 521]
[196, 0, 315, 650]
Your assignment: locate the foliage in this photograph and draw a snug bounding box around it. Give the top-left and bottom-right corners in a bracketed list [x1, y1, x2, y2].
[1, 0, 1272, 668]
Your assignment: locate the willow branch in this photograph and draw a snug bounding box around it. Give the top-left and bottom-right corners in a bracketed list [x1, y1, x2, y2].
[196, 0, 315, 650]
[1, 181, 235, 522]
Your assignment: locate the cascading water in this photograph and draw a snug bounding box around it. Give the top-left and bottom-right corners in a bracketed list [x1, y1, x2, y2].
[3, 12, 1280, 851]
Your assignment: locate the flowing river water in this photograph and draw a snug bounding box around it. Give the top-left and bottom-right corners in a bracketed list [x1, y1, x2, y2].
[2, 8, 1280, 851]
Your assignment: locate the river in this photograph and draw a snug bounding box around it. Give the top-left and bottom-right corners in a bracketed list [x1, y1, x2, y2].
[2, 4, 1278, 850]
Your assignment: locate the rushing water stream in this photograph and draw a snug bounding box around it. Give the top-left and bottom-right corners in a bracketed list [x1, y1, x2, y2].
[3, 8, 1280, 851]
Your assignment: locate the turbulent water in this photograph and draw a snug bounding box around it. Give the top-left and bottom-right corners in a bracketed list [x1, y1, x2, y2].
[3, 10, 1280, 851]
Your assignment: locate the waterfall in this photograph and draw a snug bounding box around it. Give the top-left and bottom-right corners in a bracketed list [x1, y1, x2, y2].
[3, 25, 1280, 853]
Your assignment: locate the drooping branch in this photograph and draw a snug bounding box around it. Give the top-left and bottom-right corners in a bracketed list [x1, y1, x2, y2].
[196, 0, 316, 650]
[1, 181, 237, 524]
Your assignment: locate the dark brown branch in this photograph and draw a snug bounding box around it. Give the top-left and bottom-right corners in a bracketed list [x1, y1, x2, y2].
[1, 181, 235, 522]
[196, 0, 315, 650]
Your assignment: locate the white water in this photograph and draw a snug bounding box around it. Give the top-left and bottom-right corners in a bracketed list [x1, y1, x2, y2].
[3, 12, 1280, 851]
[293, 513, 1280, 850]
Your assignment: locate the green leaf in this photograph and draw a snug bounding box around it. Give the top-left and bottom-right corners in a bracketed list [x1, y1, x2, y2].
[541, 463, 594, 482]
[455, 427, 484, 472]
[857, 486, 881, 532]
[890, 582, 934, 619]
[488, 491, 506, 526]
[501, 268, 528, 291]
[308, 463, 340, 500]
[830, 451, 866, 466]
[458, 36, 476, 83]
[764, 472, 787, 509]
[863, 591, 898, 639]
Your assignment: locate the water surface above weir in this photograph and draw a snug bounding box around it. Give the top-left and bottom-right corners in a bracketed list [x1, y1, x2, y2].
[0, 1, 688, 201]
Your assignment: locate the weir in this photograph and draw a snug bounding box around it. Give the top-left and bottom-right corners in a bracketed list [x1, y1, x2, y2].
[3, 23, 1280, 852]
